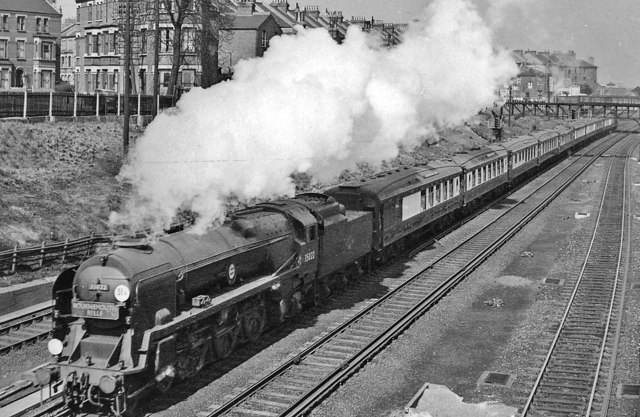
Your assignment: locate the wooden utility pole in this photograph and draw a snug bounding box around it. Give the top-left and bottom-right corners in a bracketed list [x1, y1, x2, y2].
[152, 0, 160, 117]
[123, 0, 131, 157]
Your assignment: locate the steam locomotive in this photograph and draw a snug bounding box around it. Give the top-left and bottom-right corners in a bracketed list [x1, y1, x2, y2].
[40, 117, 616, 415]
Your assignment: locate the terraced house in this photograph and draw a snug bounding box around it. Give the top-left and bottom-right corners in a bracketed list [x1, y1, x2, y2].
[0, 0, 62, 90]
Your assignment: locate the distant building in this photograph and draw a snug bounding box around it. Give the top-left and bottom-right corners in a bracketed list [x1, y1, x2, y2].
[510, 50, 598, 99]
[74, 0, 122, 94]
[597, 83, 627, 96]
[60, 22, 77, 86]
[0, 0, 62, 90]
[219, 1, 282, 73]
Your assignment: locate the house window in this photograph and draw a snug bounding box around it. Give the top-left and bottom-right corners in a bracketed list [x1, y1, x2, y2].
[95, 34, 101, 54]
[162, 72, 170, 87]
[103, 33, 109, 54]
[527, 81, 533, 89]
[0, 68, 9, 89]
[182, 70, 194, 87]
[163, 29, 171, 52]
[1, 15, 7, 31]
[108, 72, 115, 90]
[37, 18, 41, 32]
[41, 70, 52, 89]
[140, 29, 147, 54]
[0, 39, 7, 58]
[42, 42, 52, 60]
[17, 16, 25, 31]
[44, 18, 49, 33]
[261, 30, 268, 48]
[17, 40, 25, 59]
[88, 4, 93, 21]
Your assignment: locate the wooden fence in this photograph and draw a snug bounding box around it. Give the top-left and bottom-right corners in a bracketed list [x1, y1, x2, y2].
[0, 220, 193, 275]
[0, 91, 174, 119]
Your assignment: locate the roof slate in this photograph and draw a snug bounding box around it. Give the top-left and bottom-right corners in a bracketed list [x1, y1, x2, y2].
[0, 0, 61, 16]
[229, 14, 271, 30]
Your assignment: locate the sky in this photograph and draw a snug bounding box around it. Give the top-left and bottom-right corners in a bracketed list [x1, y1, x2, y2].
[57, 0, 640, 87]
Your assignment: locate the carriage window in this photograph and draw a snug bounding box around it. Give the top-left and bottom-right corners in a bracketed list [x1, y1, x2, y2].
[435, 184, 441, 204]
[449, 180, 454, 197]
[421, 189, 426, 210]
[428, 187, 434, 207]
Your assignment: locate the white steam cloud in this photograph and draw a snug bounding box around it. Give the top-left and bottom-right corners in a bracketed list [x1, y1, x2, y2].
[111, 0, 517, 233]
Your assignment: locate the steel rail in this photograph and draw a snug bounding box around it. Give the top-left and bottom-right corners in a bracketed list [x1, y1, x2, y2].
[0, 305, 54, 355]
[519, 136, 636, 416]
[596, 141, 636, 417]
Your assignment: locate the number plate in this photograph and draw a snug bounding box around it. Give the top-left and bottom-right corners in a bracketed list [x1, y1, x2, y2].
[71, 301, 119, 320]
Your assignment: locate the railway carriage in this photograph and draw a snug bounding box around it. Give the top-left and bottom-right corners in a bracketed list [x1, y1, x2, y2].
[325, 164, 463, 261]
[502, 135, 539, 182]
[534, 130, 561, 165]
[450, 145, 509, 208]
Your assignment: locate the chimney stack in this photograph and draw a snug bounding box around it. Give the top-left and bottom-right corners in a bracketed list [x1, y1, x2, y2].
[237, 0, 255, 16]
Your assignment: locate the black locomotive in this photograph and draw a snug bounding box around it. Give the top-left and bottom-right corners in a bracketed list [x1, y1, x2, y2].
[41, 117, 616, 415]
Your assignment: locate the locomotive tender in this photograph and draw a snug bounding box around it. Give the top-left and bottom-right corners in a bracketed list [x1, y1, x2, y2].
[42, 117, 616, 415]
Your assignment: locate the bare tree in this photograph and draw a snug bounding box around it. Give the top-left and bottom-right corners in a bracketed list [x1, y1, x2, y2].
[160, 0, 233, 97]
[113, 0, 233, 97]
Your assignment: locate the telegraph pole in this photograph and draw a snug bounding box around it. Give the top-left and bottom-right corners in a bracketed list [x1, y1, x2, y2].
[123, 0, 131, 157]
[152, 0, 160, 117]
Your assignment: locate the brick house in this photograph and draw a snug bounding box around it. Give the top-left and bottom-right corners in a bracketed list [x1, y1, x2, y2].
[219, 1, 282, 74]
[0, 0, 62, 90]
[74, 0, 123, 94]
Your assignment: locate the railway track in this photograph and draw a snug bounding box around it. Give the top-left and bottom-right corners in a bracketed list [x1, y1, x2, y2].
[204, 131, 632, 417]
[519, 136, 637, 416]
[0, 302, 53, 355]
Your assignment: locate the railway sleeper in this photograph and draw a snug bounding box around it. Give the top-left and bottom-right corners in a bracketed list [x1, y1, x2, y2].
[541, 374, 594, 383]
[278, 376, 317, 387]
[268, 382, 309, 393]
[314, 349, 351, 360]
[293, 363, 330, 376]
[258, 390, 301, 401]
[230, 406, 279, 416]
[247, 395, 292, 408]
[537, 381, 592, 390]
[323, 343, 360, 353]
[331, 337, 368, 347]
[546, 368, 595, 376]
[549, 363, 597, 371]
[302, 358, 341, 369]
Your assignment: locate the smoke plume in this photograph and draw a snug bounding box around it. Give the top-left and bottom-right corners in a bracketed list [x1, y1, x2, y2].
[111, 0, 516, 233]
